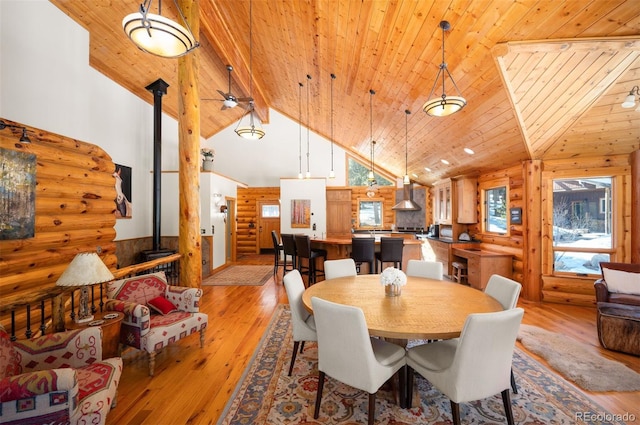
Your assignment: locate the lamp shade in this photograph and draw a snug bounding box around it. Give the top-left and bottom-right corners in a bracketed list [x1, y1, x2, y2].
[123, 12, 198, 58]
[423, 95, 467, 117]
[621, 94, 636, 109]
[56, 253, 114, 287]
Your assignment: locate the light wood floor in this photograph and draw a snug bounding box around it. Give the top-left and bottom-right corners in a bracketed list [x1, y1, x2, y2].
[107, 254, 640, 425]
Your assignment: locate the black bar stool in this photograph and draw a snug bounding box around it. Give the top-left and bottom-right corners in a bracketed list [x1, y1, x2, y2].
[375, 237, 404, 273]
[271, 230, 285, 280]
[281, 233, 298, 273]
[294, 234, 327, 285]
[350, 237, 376, 274]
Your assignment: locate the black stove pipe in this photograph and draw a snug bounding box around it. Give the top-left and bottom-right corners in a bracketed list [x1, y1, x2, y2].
[146, 79, 169, 252]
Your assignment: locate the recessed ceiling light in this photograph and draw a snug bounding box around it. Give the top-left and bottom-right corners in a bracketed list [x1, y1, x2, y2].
[464, 147, 475, 155]
[412, 173, 419, 178]
[441, 159, 450, 165]
[424, 167, 431, 172]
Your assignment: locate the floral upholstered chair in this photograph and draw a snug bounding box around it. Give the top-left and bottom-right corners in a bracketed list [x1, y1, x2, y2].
[105, 271, 208, 376]
[0, 325, 122, 425]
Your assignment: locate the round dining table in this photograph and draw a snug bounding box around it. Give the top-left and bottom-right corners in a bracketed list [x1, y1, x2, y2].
[302, 274, 503, 340]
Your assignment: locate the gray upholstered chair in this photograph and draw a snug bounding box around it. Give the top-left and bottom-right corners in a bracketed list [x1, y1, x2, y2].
[311, 296, 406, 425]
[406, 259, 444, 280]
[283, 270, 317, 376]
[324, 258, 357, 280]
[485, 274, 522, 393]
[406, 308, 524, 425]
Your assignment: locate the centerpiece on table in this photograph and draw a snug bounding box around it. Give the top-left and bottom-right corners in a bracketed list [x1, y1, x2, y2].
[201, 147, 215, 171]
[380, 267, 407, 297]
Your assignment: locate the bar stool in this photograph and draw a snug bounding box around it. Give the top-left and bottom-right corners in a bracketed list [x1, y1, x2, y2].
[271, 230, 285, 279]
[350, 237, 376, 274]
[375, 237, 404, 273]
[452, 261, 468, 284]
[281, 233, 298, 273]
[294, 234, 327, 285]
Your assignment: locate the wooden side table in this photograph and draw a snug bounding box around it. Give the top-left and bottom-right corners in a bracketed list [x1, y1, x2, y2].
[66, 311, 124, 358]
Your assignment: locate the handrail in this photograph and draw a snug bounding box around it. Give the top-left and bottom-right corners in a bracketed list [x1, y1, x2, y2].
[112, 253, 182, 279]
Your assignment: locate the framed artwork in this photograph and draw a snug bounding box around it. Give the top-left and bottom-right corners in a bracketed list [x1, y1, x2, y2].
[0, 147, 36, 240]
[114, 164, 132, 218]
[291, 199, 310, 228]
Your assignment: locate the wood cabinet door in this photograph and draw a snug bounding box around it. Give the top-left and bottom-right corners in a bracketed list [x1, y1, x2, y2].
[326, 189, 352, 237]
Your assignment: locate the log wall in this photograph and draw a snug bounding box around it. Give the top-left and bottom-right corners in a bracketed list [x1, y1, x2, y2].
[237, 187, 280, 255]
[0, 118, 116, 330]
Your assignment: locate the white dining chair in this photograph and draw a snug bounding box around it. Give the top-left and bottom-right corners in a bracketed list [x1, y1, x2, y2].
[324, 258, 357, 280]
[406, 308, 524, 425]
[484, 274, 522, 393]
[283, 270, 317, 376]
[311, 297, 406, 425]
[406, 259, 444, 280]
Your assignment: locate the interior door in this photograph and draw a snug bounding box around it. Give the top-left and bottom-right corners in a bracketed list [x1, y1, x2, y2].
[225, 198, 236, 263]
[257, 200, 281, 253]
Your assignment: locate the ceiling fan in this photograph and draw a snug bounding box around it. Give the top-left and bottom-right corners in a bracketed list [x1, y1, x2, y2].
[206, 65, 252, 110]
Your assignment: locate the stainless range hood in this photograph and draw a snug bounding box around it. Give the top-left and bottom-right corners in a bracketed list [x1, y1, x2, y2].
[392, 183, 421, 211]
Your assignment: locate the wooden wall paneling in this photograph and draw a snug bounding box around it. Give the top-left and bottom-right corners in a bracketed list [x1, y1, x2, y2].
[523, 160, 543, 302]
[236, 187, 280, 255]
[631, 151, 639, 263]
[350, 186, 396, 229]
[0, 119, 117, 334]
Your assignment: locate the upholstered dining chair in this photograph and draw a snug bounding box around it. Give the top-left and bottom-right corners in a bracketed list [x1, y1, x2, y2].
[375, 237, 404, 273]
[324, 258, 357, 280]
[283, 270, 317, 376]
[271, 230, 285, 279]
[406, 259, 444, 280]
[281, 233, 298, 273]
[312, 297, 406, 425]
[484, 274, 522, 393]
[350, 237, 376, 274]
[406, 308, 524, 425]
[295, 234, 327, 285]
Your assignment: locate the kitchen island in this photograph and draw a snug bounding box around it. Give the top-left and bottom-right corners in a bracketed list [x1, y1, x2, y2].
[311, 235, 422, 272]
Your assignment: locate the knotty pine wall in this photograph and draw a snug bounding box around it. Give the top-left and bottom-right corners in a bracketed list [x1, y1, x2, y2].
[0, 119, 117, 324]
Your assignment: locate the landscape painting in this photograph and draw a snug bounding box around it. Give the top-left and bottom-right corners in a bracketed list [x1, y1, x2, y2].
[0, 147, 36, 240]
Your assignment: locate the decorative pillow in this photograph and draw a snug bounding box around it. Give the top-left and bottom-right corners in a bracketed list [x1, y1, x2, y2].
[602, 267, 640, 295]
[147, 296, 178, 315]
[0, 329, 21, 379]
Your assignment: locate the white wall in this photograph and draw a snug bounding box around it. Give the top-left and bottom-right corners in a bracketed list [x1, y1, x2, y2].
[0, 1, 349, 249]
[280, 178, 327, 237]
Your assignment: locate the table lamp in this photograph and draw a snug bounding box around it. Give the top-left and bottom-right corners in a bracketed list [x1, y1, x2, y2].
[56, 252, 115, 323]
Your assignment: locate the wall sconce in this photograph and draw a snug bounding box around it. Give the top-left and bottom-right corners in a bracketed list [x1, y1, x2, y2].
[0, 120, 31, 143]
[621, 86, 639, 109]
[212, 193, 223, 206]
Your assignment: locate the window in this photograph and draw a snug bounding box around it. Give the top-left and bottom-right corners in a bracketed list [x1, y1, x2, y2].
[551, 177, 612, 275]
[480, 183, 508, 235]
[347, 157, 393, 187]
[357, 198, 383, 228]
[261, 204, 280, 218]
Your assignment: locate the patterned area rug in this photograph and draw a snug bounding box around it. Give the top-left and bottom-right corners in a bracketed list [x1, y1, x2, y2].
[217, 305, 630, 425]
[202, 265, 272, 286]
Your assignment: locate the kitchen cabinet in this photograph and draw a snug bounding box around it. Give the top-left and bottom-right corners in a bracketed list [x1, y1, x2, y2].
[326, 189, 352, 238]
[455, 177, 477, 224]
[452, 248, 513, 290]
[433, 179, 452, 225]
[426, 237, 476, 278]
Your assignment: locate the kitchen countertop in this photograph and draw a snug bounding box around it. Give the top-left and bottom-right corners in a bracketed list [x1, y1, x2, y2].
[425, 236, 481, 244]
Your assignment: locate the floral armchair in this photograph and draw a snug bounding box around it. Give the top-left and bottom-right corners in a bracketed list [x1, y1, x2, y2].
[105, 271, 208, 376]
[0, 326, 122, 425]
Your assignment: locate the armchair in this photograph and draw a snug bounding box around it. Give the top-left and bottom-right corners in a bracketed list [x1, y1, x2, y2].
[594, 262, 640, 355]
[0, 326, 122, 425]
[105, 271, 208, 375]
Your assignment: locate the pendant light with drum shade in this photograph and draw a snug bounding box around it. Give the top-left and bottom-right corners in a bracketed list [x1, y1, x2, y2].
[234, 0, 265, 140]
[122, 0, 199, 58]
[422, 21, 466, 117]
[328, 73, 336, 179]
[366, 89, 378, 198]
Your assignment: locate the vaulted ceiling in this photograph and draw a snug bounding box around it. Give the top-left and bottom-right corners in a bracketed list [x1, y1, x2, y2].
[52, 0, 640, 185]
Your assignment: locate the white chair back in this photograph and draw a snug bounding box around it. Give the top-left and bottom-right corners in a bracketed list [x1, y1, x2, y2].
[324, 259, 357, 280]
[284, 270, 317, 342]
[485, 274, 522, 310]
[406, 259, 444, 280]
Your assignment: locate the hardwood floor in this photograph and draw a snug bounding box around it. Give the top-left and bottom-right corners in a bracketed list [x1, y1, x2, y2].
[107, 254, 639, 425]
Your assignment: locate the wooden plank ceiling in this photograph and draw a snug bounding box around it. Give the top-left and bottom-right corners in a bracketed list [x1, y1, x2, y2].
[51, 0, 640, 185]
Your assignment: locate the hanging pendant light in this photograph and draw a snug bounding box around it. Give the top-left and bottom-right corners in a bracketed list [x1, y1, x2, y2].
[366, 89, 378, 198]
[298, 82, 303, 179]
[329, 73, 336, 179]
[422, 21, 466, 117]
[403, 109, 411, 184]
[235, 0, 265, 139]
[123, 0, 199, 58]
[305, 74, 312, 178]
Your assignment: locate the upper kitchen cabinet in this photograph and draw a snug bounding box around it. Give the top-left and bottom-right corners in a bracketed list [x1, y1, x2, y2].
[433, 179, 452, 225]
[455, 177, 478, 224]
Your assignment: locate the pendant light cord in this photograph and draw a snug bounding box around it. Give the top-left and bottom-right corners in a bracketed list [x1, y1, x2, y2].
[306, 74, 312, 177]
[369, 89, 375, 179]
[330, 73, 336, 173]
[298, 82, 303, 176]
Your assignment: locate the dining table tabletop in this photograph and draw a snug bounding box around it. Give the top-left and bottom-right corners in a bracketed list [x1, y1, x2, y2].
[302, 274, 503, 340]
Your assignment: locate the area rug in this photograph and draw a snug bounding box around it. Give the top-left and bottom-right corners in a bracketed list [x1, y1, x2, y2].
[217, 305, 629, 425]
[202, 265, 272, 286]
[518, 324, 640, 392]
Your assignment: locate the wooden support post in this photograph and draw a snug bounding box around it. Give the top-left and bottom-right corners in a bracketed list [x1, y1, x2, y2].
[178, 0, 202, 287]
[523, 160, 542, 301]
[632, 150, 640, 264]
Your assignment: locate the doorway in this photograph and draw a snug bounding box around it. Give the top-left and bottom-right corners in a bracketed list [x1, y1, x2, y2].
[225, 198, 236, 264]
[257, 200, 281, 253]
